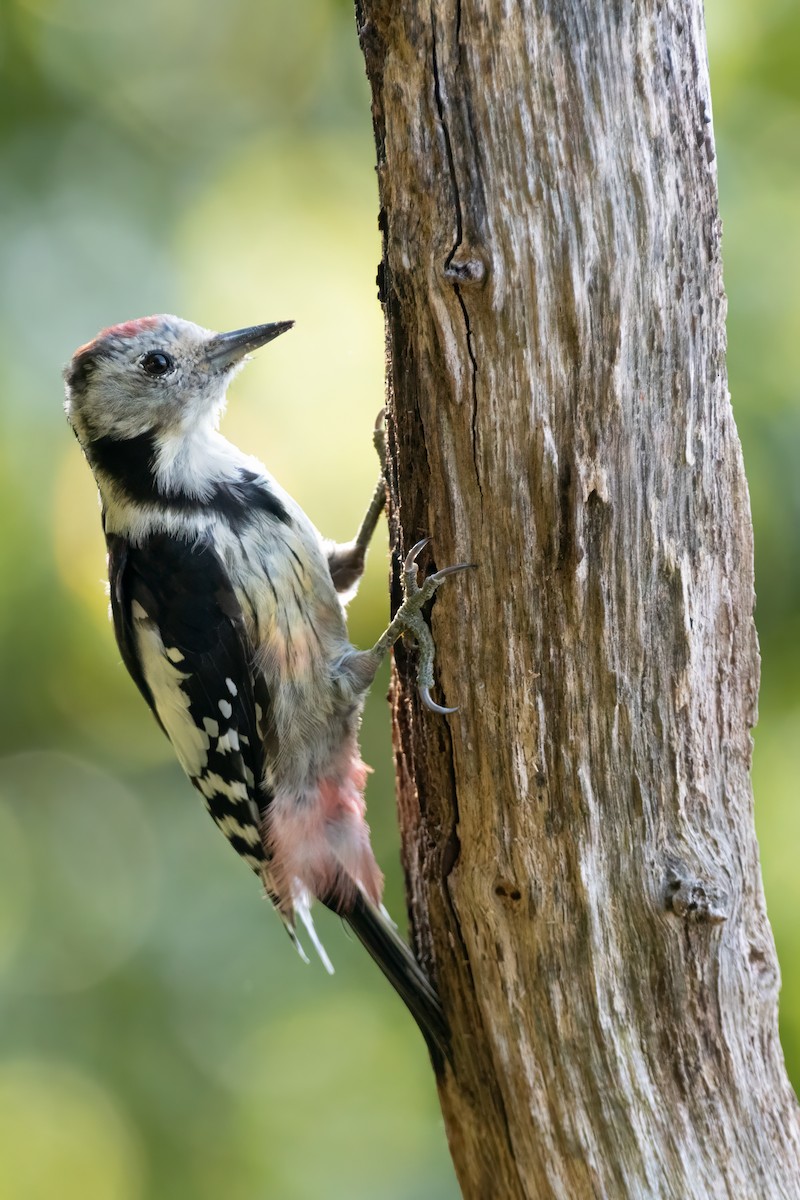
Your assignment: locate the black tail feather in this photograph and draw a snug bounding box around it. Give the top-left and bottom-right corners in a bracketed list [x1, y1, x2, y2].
[340, 892, 450, 1065]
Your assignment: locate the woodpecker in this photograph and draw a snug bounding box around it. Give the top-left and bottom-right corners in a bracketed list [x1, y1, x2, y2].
[64, 314, 469, 1056]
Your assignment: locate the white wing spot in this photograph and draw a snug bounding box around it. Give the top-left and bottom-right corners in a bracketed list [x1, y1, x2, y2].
[219, 699, 233, 719]
[203, 717, 220, 738]
[216, 728, 240, 754]
[131, 600, 149, 621]
[213, 813, 261, 846]
[226, 678, 238, 696]
[195, 771, 249, 803]
[166, 647, 185, 664]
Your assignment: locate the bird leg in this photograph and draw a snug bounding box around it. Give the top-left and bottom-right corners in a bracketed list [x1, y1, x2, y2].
[327, 411, 388, 594]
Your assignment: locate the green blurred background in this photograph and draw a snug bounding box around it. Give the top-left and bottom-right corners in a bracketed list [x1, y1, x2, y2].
[0, 1, 797, 1196]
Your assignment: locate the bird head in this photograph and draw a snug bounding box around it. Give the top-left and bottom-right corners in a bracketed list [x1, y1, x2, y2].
[64, 314, 293, 446]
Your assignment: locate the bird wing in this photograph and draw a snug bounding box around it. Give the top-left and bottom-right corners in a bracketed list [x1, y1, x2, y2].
[105, 532, 450, 1046]
[106, 529, 270, 871]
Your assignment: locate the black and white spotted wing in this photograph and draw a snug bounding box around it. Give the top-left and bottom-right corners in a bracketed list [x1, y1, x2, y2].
[106, 529, 272, 872]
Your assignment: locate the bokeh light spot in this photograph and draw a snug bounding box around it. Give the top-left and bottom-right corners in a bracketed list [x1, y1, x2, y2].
[0, 1058, 144, 1200]
[0, 752, 160, 993]
[52, 447, 108, 620]
[0, 799, 32, 971]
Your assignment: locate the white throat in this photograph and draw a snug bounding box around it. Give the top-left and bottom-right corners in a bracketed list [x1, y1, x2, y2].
[154, 424, 244, 500]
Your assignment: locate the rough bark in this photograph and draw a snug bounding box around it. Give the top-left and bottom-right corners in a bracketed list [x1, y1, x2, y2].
[355, 1, 800, 1197]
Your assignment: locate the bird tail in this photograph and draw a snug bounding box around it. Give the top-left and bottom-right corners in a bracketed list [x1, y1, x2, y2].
[339, 891, 450, 1065]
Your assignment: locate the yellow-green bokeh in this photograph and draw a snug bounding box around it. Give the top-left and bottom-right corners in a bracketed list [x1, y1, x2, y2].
[0, 0, 797, 1196]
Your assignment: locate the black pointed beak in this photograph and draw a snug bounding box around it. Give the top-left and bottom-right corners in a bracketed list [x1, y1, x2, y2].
[205, 321, 294, 367]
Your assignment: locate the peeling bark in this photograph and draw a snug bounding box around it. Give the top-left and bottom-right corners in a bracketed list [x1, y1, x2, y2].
[355, 1, 800, 1197]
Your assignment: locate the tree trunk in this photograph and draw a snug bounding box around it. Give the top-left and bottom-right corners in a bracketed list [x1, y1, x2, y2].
[356, 0, 800, 1196]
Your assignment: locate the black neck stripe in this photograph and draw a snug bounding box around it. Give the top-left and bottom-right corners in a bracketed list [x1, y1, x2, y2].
[88, 431, 160, 504]
[87, 431, 289, 527]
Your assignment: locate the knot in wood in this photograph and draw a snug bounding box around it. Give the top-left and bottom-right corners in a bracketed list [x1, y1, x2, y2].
[665, 874, 728, 925]
[494, 878, 523, 906]
[444, 254, 487, 287]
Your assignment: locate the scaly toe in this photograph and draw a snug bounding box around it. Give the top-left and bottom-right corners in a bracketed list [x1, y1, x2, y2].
[373, 410, 387, 468]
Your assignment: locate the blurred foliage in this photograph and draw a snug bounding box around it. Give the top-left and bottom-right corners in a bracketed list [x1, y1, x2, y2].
[0, 0, 796, 1196]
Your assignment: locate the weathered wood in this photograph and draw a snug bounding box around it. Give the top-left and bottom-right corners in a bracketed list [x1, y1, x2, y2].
[356, 1, 800, 1197]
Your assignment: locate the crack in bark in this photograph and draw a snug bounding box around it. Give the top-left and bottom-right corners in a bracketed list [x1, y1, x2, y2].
[430, 2, 482, 496]
[455, 282, 481, 494]
[430, 3, 463, 259]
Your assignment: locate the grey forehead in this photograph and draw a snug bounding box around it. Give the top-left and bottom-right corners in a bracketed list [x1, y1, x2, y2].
[101, 317, 208, 358]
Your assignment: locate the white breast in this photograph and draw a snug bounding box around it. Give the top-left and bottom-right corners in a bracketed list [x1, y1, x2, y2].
[217, 508, 360, 792]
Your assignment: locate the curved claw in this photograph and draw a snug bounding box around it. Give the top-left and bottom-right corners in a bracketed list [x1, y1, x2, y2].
[420, 684, 458, 715]
[404, 537, 432, 572]
[431, 561, 478, 582]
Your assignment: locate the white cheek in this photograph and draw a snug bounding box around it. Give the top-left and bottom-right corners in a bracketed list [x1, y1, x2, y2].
[89, 374, 168, 438]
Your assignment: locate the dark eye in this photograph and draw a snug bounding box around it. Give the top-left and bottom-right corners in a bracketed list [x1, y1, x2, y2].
[141, 351, 174, 377]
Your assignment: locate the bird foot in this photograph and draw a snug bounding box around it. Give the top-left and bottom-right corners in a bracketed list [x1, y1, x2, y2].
[373, 409, 387, 475]
[393, 538, 475, 715]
